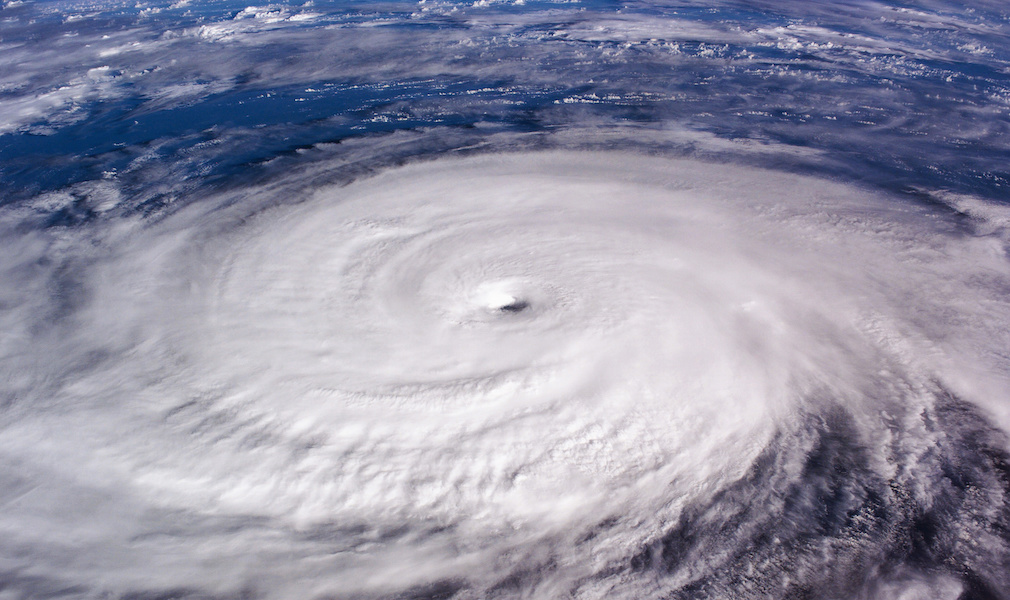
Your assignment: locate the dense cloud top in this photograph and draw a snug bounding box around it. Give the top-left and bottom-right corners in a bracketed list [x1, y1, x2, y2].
[2, 1, 1010, 599]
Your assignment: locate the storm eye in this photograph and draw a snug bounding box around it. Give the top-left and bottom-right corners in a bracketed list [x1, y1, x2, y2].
[498, 299, 529, 313]
[477, 286, 532, 315]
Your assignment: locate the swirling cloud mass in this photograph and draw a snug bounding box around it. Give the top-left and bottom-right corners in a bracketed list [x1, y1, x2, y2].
[2, 1, 1010, 599]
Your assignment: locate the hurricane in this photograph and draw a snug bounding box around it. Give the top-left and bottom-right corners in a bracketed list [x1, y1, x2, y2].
[2, 1, 1010, 599]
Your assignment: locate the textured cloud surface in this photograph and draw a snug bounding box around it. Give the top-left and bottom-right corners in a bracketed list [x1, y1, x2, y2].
[3, 0, 1010, 599]
[4, 151, 1010, 598]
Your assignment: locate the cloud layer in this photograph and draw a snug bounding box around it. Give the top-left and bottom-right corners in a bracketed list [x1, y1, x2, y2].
[3, 152, 1009, 598]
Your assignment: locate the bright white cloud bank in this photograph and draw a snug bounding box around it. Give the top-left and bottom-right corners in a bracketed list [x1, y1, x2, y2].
[2, 151, 1009, 599]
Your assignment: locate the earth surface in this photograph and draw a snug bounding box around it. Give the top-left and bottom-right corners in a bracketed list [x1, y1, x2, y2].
[3, 1, 1010, 599]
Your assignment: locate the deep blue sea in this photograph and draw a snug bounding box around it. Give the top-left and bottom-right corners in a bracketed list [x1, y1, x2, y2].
[3, 1, 1010, 599]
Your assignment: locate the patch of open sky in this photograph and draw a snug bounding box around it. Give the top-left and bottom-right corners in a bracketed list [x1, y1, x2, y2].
[4, 0, 1010, 206]
[0, 78, 570, 201]
[8, 0, 400, 31]
[615, 3, 791, 27]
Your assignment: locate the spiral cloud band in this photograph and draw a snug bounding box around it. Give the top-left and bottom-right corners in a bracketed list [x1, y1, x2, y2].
[2, 151, 1009, 599]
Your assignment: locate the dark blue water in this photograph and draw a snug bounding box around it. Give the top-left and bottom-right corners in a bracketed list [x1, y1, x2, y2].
[3, 0, 1010, 210]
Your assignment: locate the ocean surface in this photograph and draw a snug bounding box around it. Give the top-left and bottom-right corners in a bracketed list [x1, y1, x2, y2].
[2, 1, 1010, 599]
